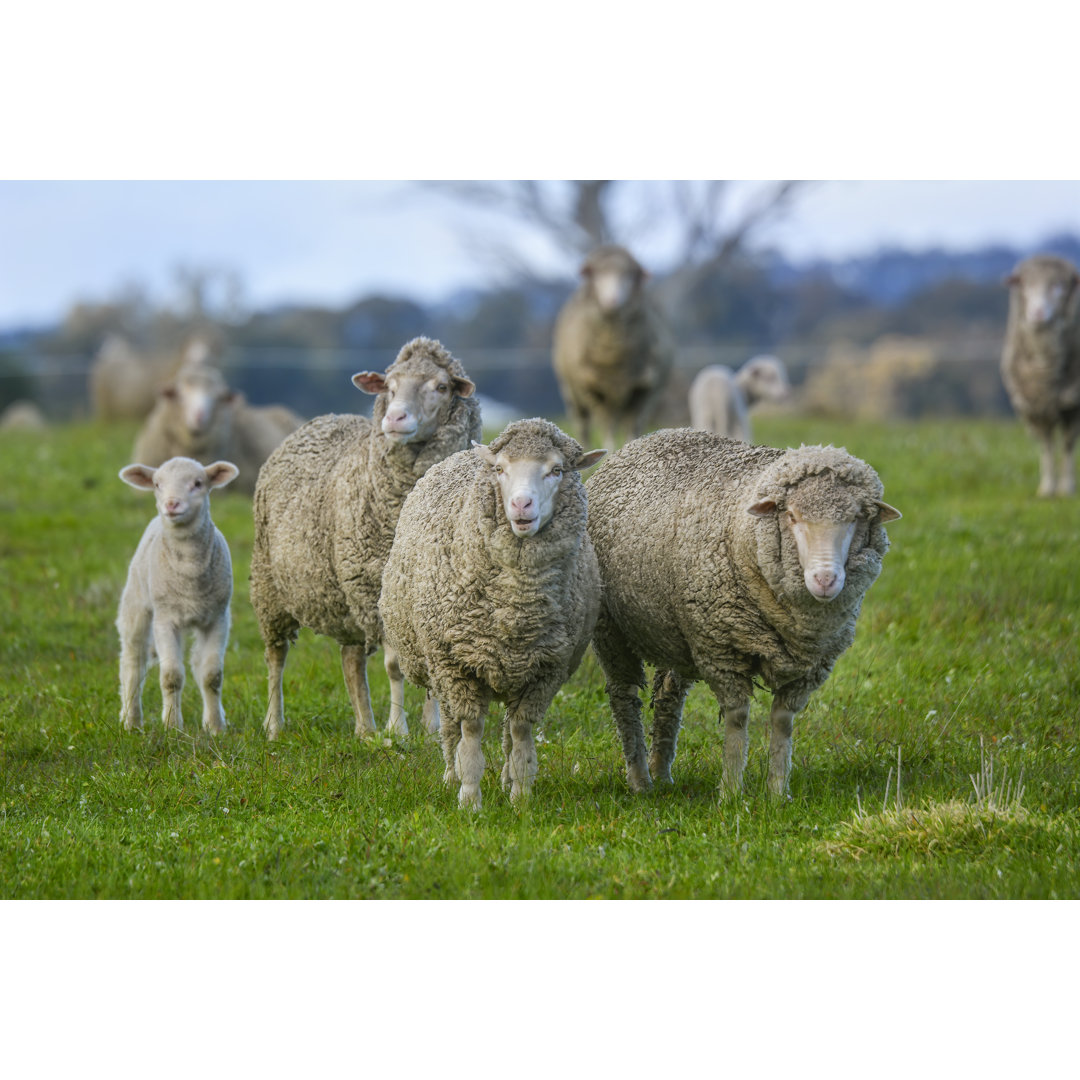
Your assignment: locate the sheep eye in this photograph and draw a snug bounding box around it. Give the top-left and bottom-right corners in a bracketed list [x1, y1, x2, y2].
[785, 511, 796, 524]
[494, 464, 504, 474]
[193, 479, 203, 489]
[550, 467, 563, 478]
[436, 383, 448, 393]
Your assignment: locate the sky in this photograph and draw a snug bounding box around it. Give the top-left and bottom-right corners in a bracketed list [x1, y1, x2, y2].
[3, 180, 1079, 330]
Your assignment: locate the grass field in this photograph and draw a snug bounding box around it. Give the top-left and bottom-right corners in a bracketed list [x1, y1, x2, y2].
[2, 413, 1078, 899]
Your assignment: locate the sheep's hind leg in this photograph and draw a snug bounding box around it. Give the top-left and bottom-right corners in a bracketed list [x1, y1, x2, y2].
[383, 644, 409, 736]
[263, 638, 290, 739]
[1058, 421, 1078, 496]
[593, 615, 651, 792]
[118, 603, 152, 731]
[440, 714, 462, 787]
[421, 692, 440, 735]
[719, 699, 751, 797]
[1035, 428, 1057, 498]
[649, 669, 688, 786]
[341, 644, 376, 736]
[767, 701, 795, 797]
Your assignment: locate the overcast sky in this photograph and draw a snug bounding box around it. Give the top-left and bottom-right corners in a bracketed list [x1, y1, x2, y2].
[2, 180, 1079, 330]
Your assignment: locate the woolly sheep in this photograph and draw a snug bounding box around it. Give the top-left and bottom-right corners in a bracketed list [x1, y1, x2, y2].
[1001, 254, 1080, 496]
[90, 334, 171, 422]
[379, 418, 606, 809]
[552, 245, 674, 447]
[250, 337, 481, 740]
[0, 400, 47, 430]
[586, 429, 901, 798]
[116, 456, 239, 733]
[688, 354, 790, 443]
[133, 356, 303, 495]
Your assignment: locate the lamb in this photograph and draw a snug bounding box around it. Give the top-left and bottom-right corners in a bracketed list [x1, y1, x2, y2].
[1001, 254, 1080, 496]
[250, 337, 481, 740]
[0, 400, 47, 430]
[688, 354, 790, 443]
[133, 355, 304, 495]
[552, 245, 674, 447]
[585, 429, 901, 798]
[379, 418, 606, 809]
[116, 456, 239, 733]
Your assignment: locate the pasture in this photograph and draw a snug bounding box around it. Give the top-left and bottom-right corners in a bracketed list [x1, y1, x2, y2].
[1, 415, 1078, 899]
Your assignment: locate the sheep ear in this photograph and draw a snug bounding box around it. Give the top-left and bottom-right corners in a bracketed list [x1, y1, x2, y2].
[452, 377, 476, 399]
[747, 498, 778, 518]
[352, 371, 388, 395]
[161, 383, 178, 400]
[573, 449, 607, 471]
[1003, 273, 1019, 288]
[875, 501, 902, 522]
[472, 440, 497, 467]
[204, 461, 239, 489]
[120, 464, 156, 490]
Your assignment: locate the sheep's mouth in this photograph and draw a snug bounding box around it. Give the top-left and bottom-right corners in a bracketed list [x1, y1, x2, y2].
[511, 517, 539, 536]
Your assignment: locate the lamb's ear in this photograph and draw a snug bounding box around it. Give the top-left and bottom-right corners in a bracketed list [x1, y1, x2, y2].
[472, 440, 497, 467]
[875, 501, 902, 522]
[120, 464, 156, 490]
[573, 449, 607, 471]
[352, 371, 388, 395]
[452, 377, 476, 398]
[204, 461, 239, 489]
[747, 498, 779, 518]
[1003, 273, 1019, 288]
[161, 383, 178, 400]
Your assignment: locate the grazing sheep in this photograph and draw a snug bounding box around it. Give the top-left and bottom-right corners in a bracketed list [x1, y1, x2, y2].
[89, 334, 171, 422]
[1001, 254, 1080, 496]
[0, 400, 47, 430]
[116, 456, 239, 733]
[586, 429, 901, 798]
[552, 245, 674, 447]
[133, 356, 303, 494]
[379, 419, 606, 808]
[689, 354, 790, 443]
[250, 337, 480, 740]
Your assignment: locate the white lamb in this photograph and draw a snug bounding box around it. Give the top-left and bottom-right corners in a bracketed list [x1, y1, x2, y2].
[688, 354, 790, 443]
[116, 456, 239, 733]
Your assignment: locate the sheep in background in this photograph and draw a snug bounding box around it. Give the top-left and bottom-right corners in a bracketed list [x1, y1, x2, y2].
[89, 334, 173, 422]
[133, 352, 303, 494]
[552, 245, 674, 447]
[1001, 254, 1080, 496]
[586, 429, 901, 798]
[379, 419, 605, 809]
[116, 456, 239, 733]
[250, 337, 481, 740]
[0, 400, 47, 430]
[689, 354, 790, 443]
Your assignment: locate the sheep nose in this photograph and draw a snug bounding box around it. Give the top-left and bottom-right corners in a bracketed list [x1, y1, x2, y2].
[511, 495, 534, 515]
[386, 406, 409, 422]
[165, 499, 181, 514]
[813, 569, 837, 592]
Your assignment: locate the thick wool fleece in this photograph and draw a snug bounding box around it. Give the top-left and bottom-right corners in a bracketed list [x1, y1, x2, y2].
[250, 338, 481, 656]
[379, 419, 600, 716]
[586, 429, 892, 713]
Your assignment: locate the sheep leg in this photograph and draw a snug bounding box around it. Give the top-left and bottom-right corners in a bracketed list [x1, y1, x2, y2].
[502, 682, 557, 802]
[118, 602, 153, 731]
[455, 710, 486, 811]
[1058, 421, 1078, 496]
[263, 638, 289, 740]
[440, 714, 462, 787]
[719, 701, 751, 796]
[383, 644, 409, 736]
[649, 669, 689, 786]
[153, 621, 185, 732]
[192, 618, 229, 735]
[767, 702, 795, 797]
[1035, 428, 1057, 497]
[341, 644, 377, 736]
[593, 615, 651, 791]
[421, 692, 441, 735]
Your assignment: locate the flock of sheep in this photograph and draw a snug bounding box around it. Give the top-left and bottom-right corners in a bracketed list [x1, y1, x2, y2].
[110, 246, 1080, 809]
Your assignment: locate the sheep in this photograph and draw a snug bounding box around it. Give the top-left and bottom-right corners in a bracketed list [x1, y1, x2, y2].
[1001, 254, 1080, 496]
[0, 400, 47, 430]
[552, 245, 674, 447]
[688, 354, 790, 443]
[132, 355, 303, 495]
[250, 336, 481, 741]
[379, 418, 606, 809]
[116, 456, 239, 733]
[585, 429, 901, 798]
[89, 334, 171, 422]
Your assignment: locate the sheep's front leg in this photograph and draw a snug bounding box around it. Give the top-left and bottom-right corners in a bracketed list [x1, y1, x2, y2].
[118, 602, 152, 731]
[263, 638, 289, 739]
[383, 644, 409, 736]
[1058, 422, 1078, 496]
[502, 680, 558, 803]
[193, 617, 229, 735]
[1036, 428, 1057, 498]
[649, 669, 689, 786]
[341, 644, 376, 736]
[719, 700, 751, 796]
[593, 616, 650, 792]
[153, 621, 185, 731]
[455, 711, 486, 811]
[767, 702, 796, 797]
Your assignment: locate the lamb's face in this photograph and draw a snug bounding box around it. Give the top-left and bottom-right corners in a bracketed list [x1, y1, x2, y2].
[1009, 262, 1079, 329]
[748, 481, 901, 603]
[742, 356, 789, 405]
[165, 366, 234, 436]
[120, 457, 239, 525]
[353, 364, 475, 444]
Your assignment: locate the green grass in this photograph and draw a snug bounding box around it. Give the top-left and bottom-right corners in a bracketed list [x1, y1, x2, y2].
[2, 416, 1079, 898]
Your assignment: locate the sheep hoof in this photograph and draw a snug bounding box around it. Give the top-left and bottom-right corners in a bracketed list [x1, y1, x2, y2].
[648, 758, 674, 786]
[500, 762, 511, 791]
[626, 764, 653, 794]
[458, 786, 481, 811]
[386, 708, 409, 736]
[442, 766, 457, 787]
[353, 720, 377, 738]
[121, 714, 142, 732]
[203, 713, 227, 735]
[509, 783, 531, 805]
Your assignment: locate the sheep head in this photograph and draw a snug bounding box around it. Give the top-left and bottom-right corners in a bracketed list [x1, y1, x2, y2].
[473, 419, 605, 538]
[120, 456, 238, 526]
[581, 245, 647, 315]
[161, 363, 237, 437]
[354, 337, 475, 445]
[1005, 255, 1080, 330]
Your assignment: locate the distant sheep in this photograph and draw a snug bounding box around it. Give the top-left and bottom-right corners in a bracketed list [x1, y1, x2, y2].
[586, 429, 901, 797]
[250, 337, 481, 740]
[89, 335, 172, 422]
[689, 354, 790, 442]
[0, 400, 47, 430]
[552, 245, 674, 446]
[1001, 254, 1080, 496]
[379, 418, 605, 809]
[116, 456, 239, 733]
[133, 355, 303, 495]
